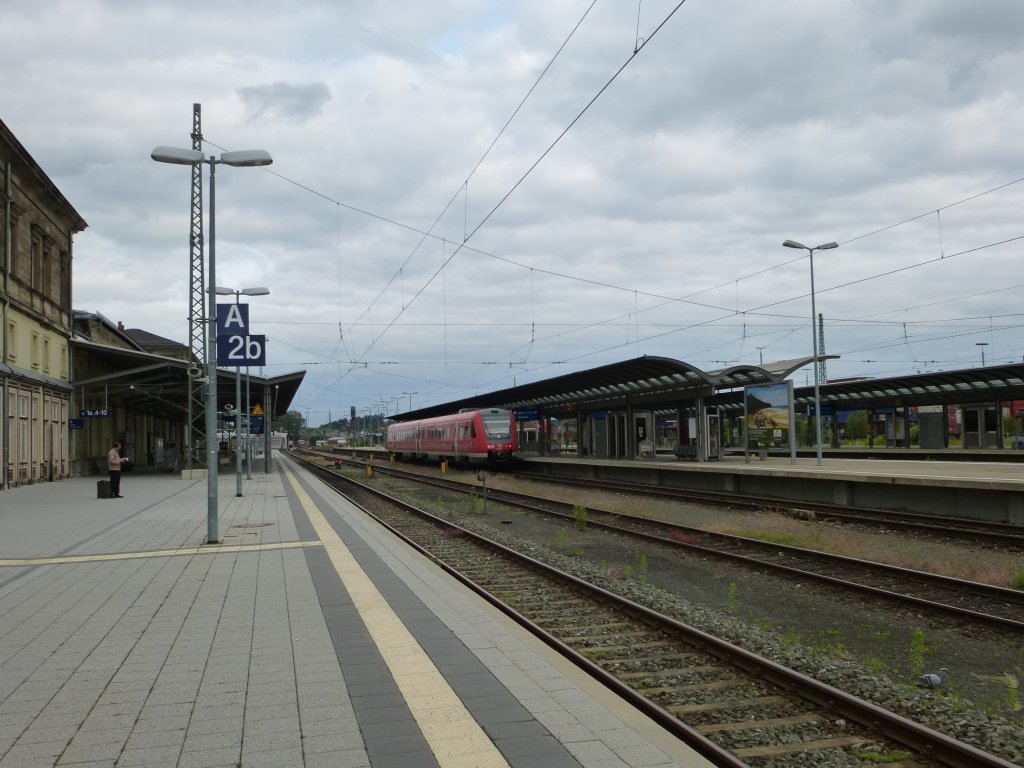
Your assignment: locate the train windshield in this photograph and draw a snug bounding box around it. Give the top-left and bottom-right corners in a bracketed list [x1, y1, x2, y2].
[481, 410, 512, 440]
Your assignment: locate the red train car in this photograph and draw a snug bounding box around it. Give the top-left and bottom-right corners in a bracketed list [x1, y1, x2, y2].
[386, 408, 517, 464]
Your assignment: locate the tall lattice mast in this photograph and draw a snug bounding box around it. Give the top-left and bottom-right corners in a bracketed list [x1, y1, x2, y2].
[817, 312, 827, 384]
[187, 104, 206, 469]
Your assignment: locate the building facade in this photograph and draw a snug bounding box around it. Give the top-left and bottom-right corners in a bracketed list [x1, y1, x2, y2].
[2, 118, 87, 488]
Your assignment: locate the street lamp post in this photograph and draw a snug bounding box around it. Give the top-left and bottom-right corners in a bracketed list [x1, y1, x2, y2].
[976, 342, 988, 366]
[216, 286, 270, 497]
[152, 145, 272, 543]
[782, 239, 839, 466]
[402, 391, 417, 412]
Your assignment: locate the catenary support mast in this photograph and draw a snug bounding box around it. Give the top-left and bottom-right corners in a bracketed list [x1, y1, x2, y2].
[187, 104, 206, 469]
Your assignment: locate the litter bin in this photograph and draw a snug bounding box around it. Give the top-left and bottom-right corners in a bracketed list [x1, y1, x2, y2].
[97, 479, 111, 499]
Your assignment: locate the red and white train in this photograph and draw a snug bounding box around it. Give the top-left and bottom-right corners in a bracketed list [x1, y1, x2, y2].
[386, 408, 517, 464]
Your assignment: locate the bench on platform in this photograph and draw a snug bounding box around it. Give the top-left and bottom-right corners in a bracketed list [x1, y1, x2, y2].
[675, 442, 698, 460]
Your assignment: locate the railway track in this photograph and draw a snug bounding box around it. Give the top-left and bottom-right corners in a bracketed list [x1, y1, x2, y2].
[509, 471, 1024, 549]
[298, 451, 1024, 633]
[305, 449, 1024, 547]
[290, 454, 1018, 767]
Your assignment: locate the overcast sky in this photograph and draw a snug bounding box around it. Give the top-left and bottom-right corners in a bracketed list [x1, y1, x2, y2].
[3, 1, 1022, 424]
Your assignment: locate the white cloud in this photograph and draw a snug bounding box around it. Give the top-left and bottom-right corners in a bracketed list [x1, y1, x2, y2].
[3, 0, 1023, 422]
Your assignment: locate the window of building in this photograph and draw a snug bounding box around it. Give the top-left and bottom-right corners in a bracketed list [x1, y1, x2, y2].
[6, 320, 15, 361]
[31, 228, 43, 288]
[31, 332, 40, 370]
[42, 336, 50, 373]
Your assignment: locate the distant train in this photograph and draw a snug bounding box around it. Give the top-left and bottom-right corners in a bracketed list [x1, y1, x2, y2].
[386, 408, 517, 464]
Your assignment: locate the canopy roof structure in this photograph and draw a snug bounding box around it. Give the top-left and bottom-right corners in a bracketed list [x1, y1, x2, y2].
[72, 337, 304, 419]
[394, 356, 1024, 422]
[396, 355, 824, 420]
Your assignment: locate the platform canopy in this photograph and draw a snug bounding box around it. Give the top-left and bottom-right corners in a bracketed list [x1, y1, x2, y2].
[71, 337, 305, 419]
[394, 355, 1024, 423]
[789, 363, 1024, 410]
[395, 355, 824, 421]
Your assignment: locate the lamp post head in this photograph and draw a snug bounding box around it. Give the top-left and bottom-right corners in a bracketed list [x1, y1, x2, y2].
[215, 286, 270, 297]
[219, 149, 273, 167]
[151, 146, 205, 165]
[151, 147, 272, 167]
[783, 240, 839, 252]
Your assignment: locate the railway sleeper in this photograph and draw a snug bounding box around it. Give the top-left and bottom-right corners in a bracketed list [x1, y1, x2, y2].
[732, 735, 877, 759]
[670, 694, 793, 714]
[616, 665, 720, 679]
[697, 712, 826, 734]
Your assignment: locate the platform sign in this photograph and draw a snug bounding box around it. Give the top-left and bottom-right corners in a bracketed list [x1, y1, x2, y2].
[217, 303, 249, 335]
[217, 333, 266, 366]
[69, 418, 85, 430]
[249, 416, 264, 434]
[79, 408, 110, 418]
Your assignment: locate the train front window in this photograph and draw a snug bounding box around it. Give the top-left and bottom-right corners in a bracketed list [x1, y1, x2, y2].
[482, 411, 511, 439]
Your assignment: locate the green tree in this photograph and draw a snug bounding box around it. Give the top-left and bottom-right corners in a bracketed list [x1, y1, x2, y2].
[845, 410, 868, 440]
[275, 410, 305, 443]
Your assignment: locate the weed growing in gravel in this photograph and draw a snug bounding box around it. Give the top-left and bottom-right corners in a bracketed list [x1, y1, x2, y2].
[816, 628, 850, 659]
[573, 504, 588, 531]
[634, 552, 648, 583]
[1012, 570, 1024, 590]
[629, 678, 659, 690]
[730, 529, 829, 550]
[1002, 673, 1020, 712]
[864, 655, 887, 674]
[782, 626, 801, 646]
[726, 582, 739, 613]
[553, 527, 581, 556]
[909, 629, 928, 677]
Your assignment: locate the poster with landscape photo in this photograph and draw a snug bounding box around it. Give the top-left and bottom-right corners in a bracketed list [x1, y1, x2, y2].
[745, 382, 792, 449]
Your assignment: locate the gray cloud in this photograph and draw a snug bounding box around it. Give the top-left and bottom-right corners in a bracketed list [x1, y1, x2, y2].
[2, 0, 1022, 422]
[238, 81, 332, 123]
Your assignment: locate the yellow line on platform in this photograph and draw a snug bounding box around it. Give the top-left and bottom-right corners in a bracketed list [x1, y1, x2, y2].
[282, 465, 510, 768]
[0, 540, 322, 567]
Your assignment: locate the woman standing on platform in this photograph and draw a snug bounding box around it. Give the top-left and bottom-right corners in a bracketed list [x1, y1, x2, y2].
[106, 441, 128, 498]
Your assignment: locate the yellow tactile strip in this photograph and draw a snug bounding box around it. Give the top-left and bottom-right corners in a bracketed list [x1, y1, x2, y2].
[282, 465, 511, 768]
[0, 540, 320, 567]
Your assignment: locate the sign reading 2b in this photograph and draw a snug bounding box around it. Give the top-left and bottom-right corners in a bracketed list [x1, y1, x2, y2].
[217, 333, 266, 366]
[217, 303, 266, 366]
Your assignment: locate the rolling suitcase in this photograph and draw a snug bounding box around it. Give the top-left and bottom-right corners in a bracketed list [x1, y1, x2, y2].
[97, 479, 111, 499]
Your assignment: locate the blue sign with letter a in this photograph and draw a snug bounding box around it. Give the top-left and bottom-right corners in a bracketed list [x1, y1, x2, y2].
[217, 303, 249, 335]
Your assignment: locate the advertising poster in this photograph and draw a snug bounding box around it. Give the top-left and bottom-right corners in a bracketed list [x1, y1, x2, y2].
[745, 382, 792, 450]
